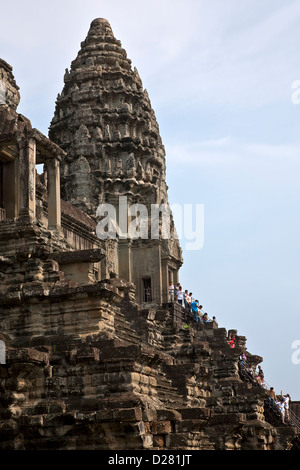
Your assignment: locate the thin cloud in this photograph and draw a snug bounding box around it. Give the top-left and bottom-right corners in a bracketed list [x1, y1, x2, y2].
[144, 1, 300, 108]
[166, 138, 300, 172]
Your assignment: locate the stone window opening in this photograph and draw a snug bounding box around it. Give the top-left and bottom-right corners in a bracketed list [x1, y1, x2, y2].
[35, 150, 61, 230]
[0, 157, 18, 220]
[143, 277, 152, 303]
[93, 267, 100, 281]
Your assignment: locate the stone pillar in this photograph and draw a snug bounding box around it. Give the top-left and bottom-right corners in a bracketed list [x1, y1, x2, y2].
[152, 243, 162, 304]
[18, 138, 36, 221]
[118, 239, 132, 282]
[46, 157, 61, 229]
[161, 260, 169, 303]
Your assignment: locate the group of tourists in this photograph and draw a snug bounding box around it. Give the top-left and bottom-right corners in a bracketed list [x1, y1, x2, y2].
[239, 354, 265, 385]
[239, 353, 292, 425]
[168, 282, 216, 324]
[267, 387, 291, 424]
[169, 283, 294, 427]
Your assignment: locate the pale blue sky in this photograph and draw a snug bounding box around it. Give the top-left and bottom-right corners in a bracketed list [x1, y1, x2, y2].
[1, 0, 300, 399]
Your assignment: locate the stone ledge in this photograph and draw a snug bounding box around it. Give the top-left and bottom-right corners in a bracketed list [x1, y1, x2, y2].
[6, 348, 49, 365]
[50, 248, 105, 264]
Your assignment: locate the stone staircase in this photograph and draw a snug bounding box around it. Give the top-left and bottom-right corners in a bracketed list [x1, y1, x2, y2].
[113, 307, 142, 346]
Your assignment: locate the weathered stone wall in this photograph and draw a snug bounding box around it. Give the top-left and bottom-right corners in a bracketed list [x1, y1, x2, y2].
[0, 217, 297, 450]
[0, 302, 297, 450]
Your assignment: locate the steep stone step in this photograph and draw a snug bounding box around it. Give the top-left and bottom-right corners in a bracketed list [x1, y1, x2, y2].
[114, 311, 142, 345]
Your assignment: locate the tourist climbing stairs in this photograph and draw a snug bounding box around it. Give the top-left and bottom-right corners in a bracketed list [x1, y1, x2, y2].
[261, 380, 300, 435]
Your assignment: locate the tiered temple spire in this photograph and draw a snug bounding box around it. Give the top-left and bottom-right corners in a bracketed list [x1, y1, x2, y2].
[49, 18, 182, 302]
[49, 18, 167, 213]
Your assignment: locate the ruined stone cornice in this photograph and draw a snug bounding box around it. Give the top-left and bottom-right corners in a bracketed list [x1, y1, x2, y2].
[50, 248, 105, 265]
[0, 105, 32, 138]
[0, 59, 20, 110]
[0, 106, 66, 164]
[30, 128, 66, 161]
[0, 59, 15, 77]
[48, 279, 124, 303]
[0, 279, 124, 306]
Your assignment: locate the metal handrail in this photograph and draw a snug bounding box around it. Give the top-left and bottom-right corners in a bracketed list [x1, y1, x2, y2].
[264, 383, 300, 430]
[239, 363, 300, 433]
[168, 302, 300, 434]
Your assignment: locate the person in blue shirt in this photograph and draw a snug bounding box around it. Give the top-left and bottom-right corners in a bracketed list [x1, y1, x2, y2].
[191, 300, 202, 322]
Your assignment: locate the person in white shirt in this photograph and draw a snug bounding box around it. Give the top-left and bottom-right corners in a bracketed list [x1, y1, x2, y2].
[275, 398, 285, 423]
[168, 282, 174, 302]
[185, 291, 191, 312]
[198, 305, 204, 319]
[281, 391, 290, 421]
[176, 287, 184, 305]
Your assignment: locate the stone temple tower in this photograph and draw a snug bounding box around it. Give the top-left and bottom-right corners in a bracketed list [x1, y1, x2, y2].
[49, 18, 182, 303]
